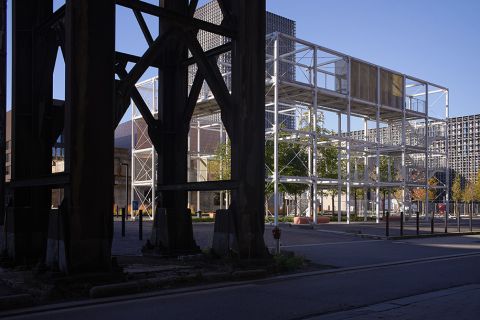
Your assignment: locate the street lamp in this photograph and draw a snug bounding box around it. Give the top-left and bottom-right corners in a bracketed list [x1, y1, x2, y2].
[121, 162, 129, 219]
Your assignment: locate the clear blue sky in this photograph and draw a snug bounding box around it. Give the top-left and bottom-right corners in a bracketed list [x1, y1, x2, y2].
[5, 0, 480, 119]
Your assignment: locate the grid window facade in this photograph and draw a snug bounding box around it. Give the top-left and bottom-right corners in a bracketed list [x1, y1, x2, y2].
[447, 114, 480, 185]
[191, 0, 297, 130]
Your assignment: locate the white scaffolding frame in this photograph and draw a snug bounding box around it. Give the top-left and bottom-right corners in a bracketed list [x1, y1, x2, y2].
[265, 32, 449, 225]
[131, 79, 228, 219]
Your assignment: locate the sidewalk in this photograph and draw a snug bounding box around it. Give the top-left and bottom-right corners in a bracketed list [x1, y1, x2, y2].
[312, 219, 480, 239]
[314, 284, 480, 320]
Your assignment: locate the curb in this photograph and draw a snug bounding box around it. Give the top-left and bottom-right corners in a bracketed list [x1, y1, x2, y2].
[315, 228, 383, 240]
[290, 224, 314, 230]
[315, 227, 480, 241]
[231, 269, 267, 280]
[0, 294, 34, 311]
[387, 231, 480, 240]
[258, 251, 480, 283]
[90, 274, 196, 299]
[89, 269, 267, 299]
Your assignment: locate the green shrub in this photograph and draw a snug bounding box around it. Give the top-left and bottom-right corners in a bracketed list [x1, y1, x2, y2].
[265, 216, 294, 223]
[328, 214, 377, 222]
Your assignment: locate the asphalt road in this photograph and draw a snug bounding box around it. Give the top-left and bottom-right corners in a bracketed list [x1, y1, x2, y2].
[286, 233, 480, 267]
[3, 232, 480, 320]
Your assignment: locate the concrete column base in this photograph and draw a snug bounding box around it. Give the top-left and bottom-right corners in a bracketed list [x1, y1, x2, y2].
[212, 209, 238, 256]
[46, 209, 68, 272]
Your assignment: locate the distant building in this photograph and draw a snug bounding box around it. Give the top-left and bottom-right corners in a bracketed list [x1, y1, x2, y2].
[192, 0, 297, 129]
[349, 113, 480, 191]
[5, 110, 131, 211]
[445, 114, 480, 184]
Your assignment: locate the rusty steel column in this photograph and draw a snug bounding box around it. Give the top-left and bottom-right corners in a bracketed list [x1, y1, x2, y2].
[0, 0, 6, 227]
[229, 0, 268, 258]
[11, 0, 53, 263]
[64, 0, 115, 272]
[155, 0, 198, 254]
[31, 0, 58, 266]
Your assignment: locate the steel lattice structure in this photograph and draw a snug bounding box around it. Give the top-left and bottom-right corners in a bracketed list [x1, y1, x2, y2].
[266, 33, 449, 226]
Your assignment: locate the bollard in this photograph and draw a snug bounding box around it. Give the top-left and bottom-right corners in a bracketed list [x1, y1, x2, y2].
[431, 209, 434, 234]
[416, 211, 420, 235]
[457, 210, 460, 232]
[444, 208, 448, 234]
[400, 211, 404, 237]
[470, 210, 473, 232]
[139, 209, 143, 240]
[385, 210, 389, 237]
[121, 207, 126, 238]
[272, 226, 281, 255]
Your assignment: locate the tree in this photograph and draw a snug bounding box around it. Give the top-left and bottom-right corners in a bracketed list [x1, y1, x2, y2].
[316, 135, 340, 214]
[411, 177, 437, 216]
[215, 134, 310, 217]
[474, 172, 480, 214]
[378, 156, 398, 215]
[298, 113, 338, 215]
[208, 142, 231, 181]
[265, 135, 309, 216]
[463, 182, 475, 215]
[452, 176, 463, 217]
[207, 142, 232, 208]
[353, 187, 364, 215]
[411, 177, 437, 203]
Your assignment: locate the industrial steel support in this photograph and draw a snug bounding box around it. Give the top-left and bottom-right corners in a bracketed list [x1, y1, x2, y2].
[117, 0, 267, 257]
[228, 0, 268, 257]
[154, 0, 198, 254]
[63, 0, 116, 272]
[11, 0, 55, 263]
[9, 0, 115, 272]
[0, 0, 5, 228]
